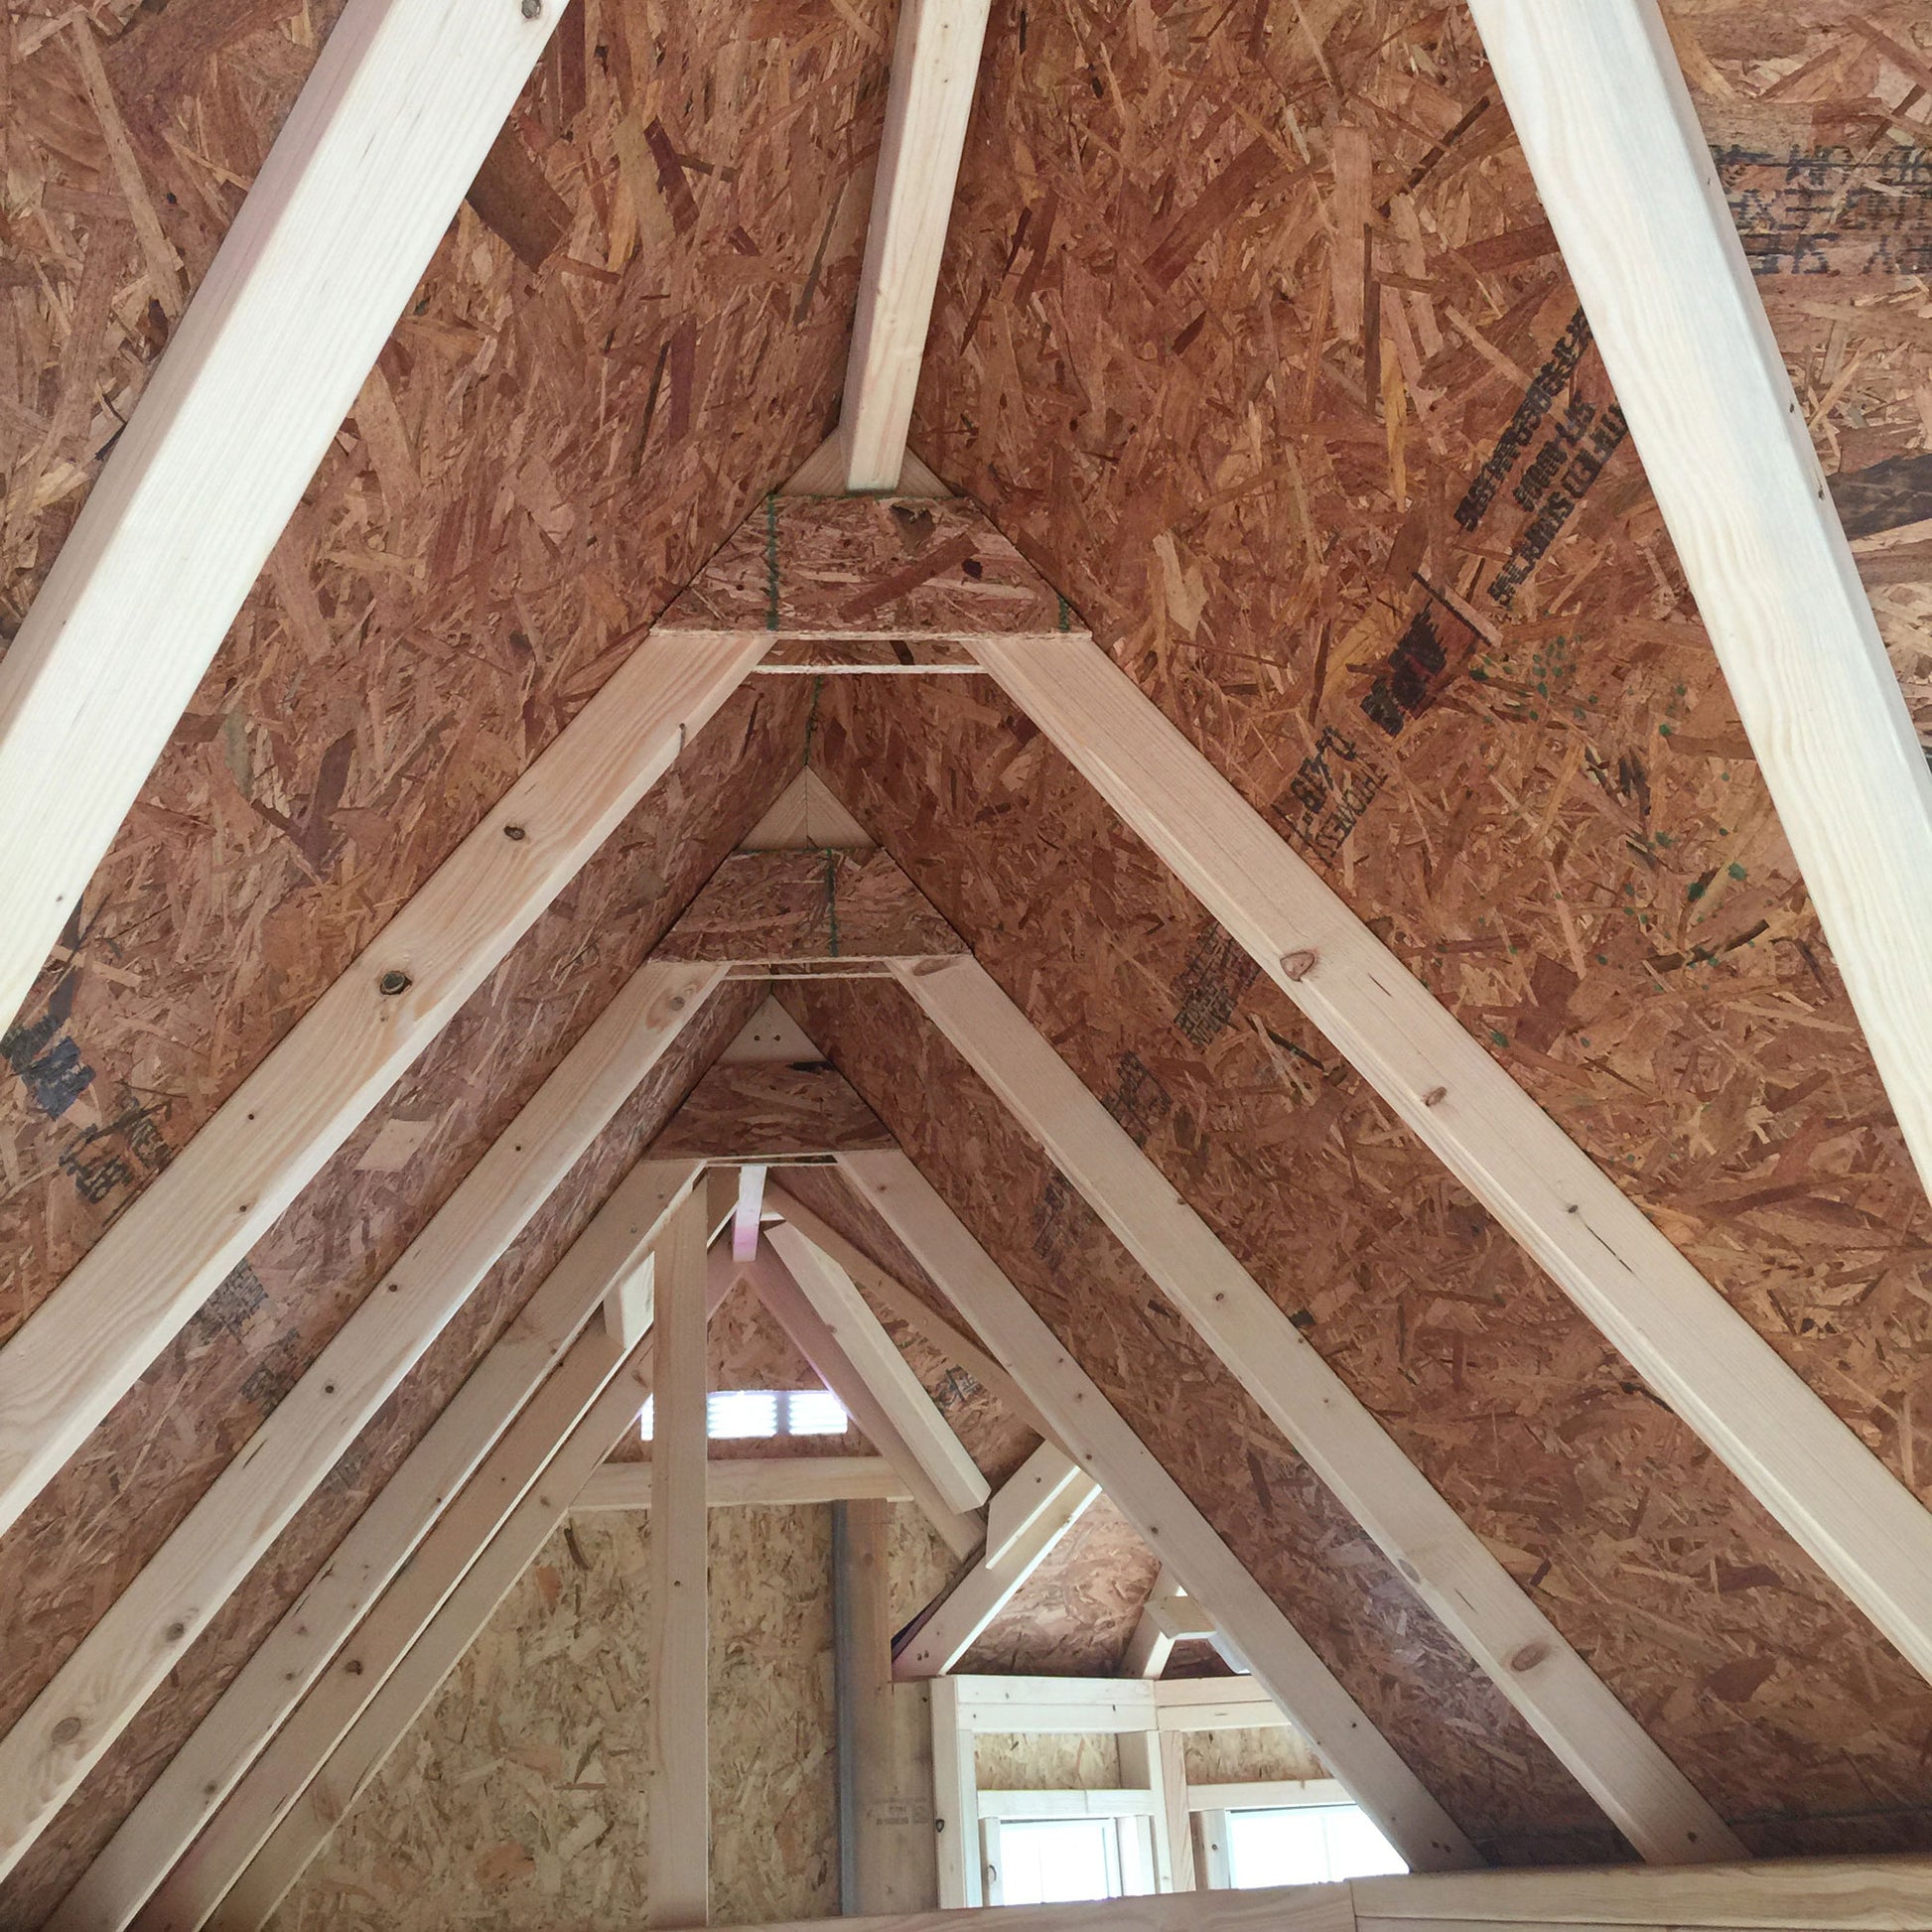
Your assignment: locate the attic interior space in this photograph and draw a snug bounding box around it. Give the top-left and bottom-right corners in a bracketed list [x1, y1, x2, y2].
[9, 0, 1932, 1927]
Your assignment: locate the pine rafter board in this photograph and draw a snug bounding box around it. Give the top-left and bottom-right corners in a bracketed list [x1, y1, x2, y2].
[1462, 0, 1932, 1201]
[0, 632, 763, 1548]
[0, 0, 563, 1038]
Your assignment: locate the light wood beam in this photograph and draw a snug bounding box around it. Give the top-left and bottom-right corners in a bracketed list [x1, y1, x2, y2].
[764, 1221, 988, 1515]
[896, 1443, 1098, 1677]
[964, 632, 1932, 1699]
[762, 1181, 1048, 1438]
[647, 1194, 712, 1929]
[837, 0, 993, 489]
[733, 1164, 768, 1261]
[128, 1186, 723, 1932]
[839, 1150, 1478, 1872]
[572, 1455, 912, 1511]
[1465, 0, 1932, 1197]
[0, 0, 564, 1039]
[895, 953, 1738, 1863]
[928, 1678, 982, 1908]
[743, 1244, 985, 1561]
[0, 971, 715, 1883]
[1124, 1570, 1218, 1681]
[0, 631, 761, 1546]
[840, 1500, 938, 1914]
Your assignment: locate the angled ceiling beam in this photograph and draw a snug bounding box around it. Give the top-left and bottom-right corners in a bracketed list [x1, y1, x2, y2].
[896, 1441, 1099, 1678]
[0, 966, 718, 1883]
[1124, 1570, 1218, 1682]
[733, 1163, 768, 1260]
[894, 951, 1737, 1865]
[765, 1221, 989, 1516]
[837, 0, 993, 489]
[964, 631, 1932, 1695]
[1466, 0, 1932, 1198]
[0, 630, 760, 1545]
[55, 1157, 705, 1932]
[838, 1148, 1480, 1872]
[647, 1194, 713, 1931]
[572, 1455, 913, 1511]
[145, 1223, 740, 1932]
[742, 1242, 985, 1559]
[762, 1179, 1050, 1440]
[0, 0, 563, 1038]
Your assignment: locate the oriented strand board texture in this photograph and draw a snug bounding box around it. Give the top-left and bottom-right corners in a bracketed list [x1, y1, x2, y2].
[1183, 1727, 1327, 1788]
[865, 0, 1932, 1859]
[651, 1057, 895, 1156]
[0, 0, 888, 1913]
[781, 980, 1610, 1866]
[270, 1506, 839, 1932]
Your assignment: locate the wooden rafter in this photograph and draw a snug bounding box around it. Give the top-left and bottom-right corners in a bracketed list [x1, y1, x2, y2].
[573, 1456, 912, 1510]
[896, 1442, 1099, 1678]
[1465, 0, 1932, 1198]
[963, 630, 1932, 1693]
[0, 0, 563, 1039]
[838, 1148, 1480, 1872]
[143, 1217, 741, 1932]
[893, 951, 1738, 1864]
[743, 1240, 985, 1559]
[836, 0, 993, 489]
[764, 1221, 989, 1515]
[0, 633, 760, 1547]
[646, 1193, 712, 1930]
[0, 969, 718, 1884]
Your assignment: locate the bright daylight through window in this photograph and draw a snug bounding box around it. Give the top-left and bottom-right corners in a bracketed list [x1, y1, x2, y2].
[638, 1389, 850, 1442]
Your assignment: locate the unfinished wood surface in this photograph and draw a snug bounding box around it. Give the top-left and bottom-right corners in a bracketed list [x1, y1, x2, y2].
[206, 1325, 668, 1932]
[1126, 1572, 1219, 1681]
[652, 1058, 895, 1159]
[0, 0, 563, 1039]
[1463, 0, 1932, 1199]
[647, 1194, 712, 1930]
[0, 0, 886, 1911]
[929, 1677, 982, 1907]
[897, 1444, 1099, 1676]
[575, 1456, 912, 1511]
[966, 633, 1932, 1698]
[764, 1180, 1047, 1439]
[897, 951, 1737, 1863]
[714, 1878, 1357, 1932]
[741, 769, 882, 852]
[765, 1221, 989, 1515]
[840, 1150, 1478, 1872]
[838, 0, 994, 489]
[0, 966, 715, 1883]
[745, 1242, 984, 1559]
[657, 850, 964, 962]
[0, 633, 761, 1547]
[900, 0, 1932, 1850]
[843, 1500, 938, 1915]
[655, 496, 1064, 642]
[56, 1157, 704, 1932]
[1353, 1854, 1932, 1928]
[735, 1165, 767, 1263]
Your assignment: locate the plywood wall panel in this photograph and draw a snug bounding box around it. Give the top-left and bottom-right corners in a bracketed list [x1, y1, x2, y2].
[779, 979, 1613, 1864]
[888, 0, 1932, 1857]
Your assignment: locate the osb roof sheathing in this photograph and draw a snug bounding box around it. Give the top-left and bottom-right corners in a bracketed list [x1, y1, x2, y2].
[0, 0, 893, 1919]
[806, 0, 1932, 1863]
[5, 0, 1932, 1907]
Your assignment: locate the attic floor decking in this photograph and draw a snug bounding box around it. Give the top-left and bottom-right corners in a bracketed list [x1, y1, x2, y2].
[7, 0, 1932, 1925]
